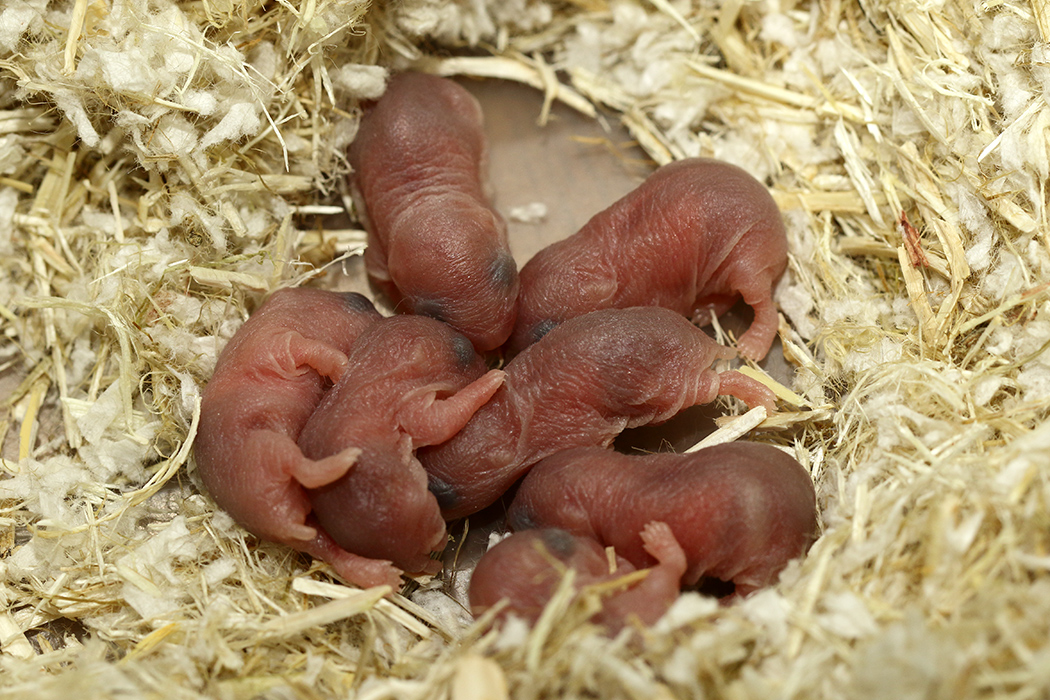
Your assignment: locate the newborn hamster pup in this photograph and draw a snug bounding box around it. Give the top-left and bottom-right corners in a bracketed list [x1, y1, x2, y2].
[420, 306, 776, 520]
[349, 71, 519, 351]
[469, 523, 687, 630]
[195, 288, 381, 579]
[508, 443, 819, 596]
[298, 315, 505, 588]
[509, 158, 788, 360]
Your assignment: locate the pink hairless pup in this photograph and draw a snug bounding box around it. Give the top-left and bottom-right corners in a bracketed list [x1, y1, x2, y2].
[508, 158, 788, 361]
[469, 523, 687, 631]
[507, 443, 819, 598]
[470, 443, 817, 631]
[298, 315, 504, 589]
[195, 288, 383, 581]
[420, 306, 776, 520]
[349, 71, 519, 352]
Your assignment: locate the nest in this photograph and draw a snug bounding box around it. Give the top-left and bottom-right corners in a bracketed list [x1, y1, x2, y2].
[2, 0, 1050, 697]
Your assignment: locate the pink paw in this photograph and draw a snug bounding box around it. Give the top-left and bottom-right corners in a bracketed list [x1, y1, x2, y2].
[325, 545, 405, 590]
[640, 521, 688, 572]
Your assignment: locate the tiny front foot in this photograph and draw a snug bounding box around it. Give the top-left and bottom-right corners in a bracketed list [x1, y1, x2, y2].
[331, 555, 405, 591]
[291, 446, 362, 489]
[640, 521, 688, 576]
[276, 329, 350, 382]
[401, 369, 505, 446]
[601, 521, 687, 629]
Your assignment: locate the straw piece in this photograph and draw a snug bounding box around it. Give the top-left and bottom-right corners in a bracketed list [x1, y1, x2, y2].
[686, 406, 767, 452]
[418, 55, 597, 117]
[0, 613, 35, 660]
[17, 378, 48, 461]
[452, 654, 510, 700]
[688, 61, 866, 123]
[644, 0, 699, 43]
[248, 586, 391, 643]
[734, 366, 811, 408]
[189, 266, 271, 291]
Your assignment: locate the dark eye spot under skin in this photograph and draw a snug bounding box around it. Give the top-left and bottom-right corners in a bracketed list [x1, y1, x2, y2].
[339, 292, 378, 315]
[532, 319, 559, 343]
[428, 475, 458, 510]
[413, 298, 446, 322]
[537, 528, 578, 559]
[450, 333, 476, 368]
[488, 251, 518, 289]
[507, 507, 535, 532]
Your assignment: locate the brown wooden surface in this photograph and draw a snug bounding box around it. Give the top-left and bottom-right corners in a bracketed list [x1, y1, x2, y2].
[463, 78, 653, 264]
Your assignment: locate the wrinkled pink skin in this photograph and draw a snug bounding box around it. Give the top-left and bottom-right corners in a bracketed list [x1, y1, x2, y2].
[469, 522, 687, 632]
[195, 288, 384, 582]
[508, 158, 788, 360]
[507, 443, 818, 596]
[349, 71, 519, 352]
[298, 315, 505, 589]
[420, 307, 776, 520]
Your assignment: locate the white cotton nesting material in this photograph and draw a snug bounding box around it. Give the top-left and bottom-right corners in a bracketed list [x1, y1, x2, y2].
[81, 46, 155, 93]
[200, 103, 262, 149]
[74, 382, 125, 446]
[652, 591, 720, 633]
[973, 376, 1004, 406]
[816, 591, 878, 640]
[78, 438, 157, 489]
[0, 3, 40, 53]
[182, 90, 218, 116]
[1018, 365, 1050, 403]
[6, 531, 78, 582]
[738, 589, 793, 646]
[154, 114, 199, 156]
[760, 13, 803, 49]
[118, 517, 199, 581]
[0, 136, 24, 174]
[51, 88, 101, 146]
[0, 457, 89, 530]
[850, 614, 965, 700]
[986, 326, 1014, 356]
[982, 251, 1027, 300]
[332, 63, 389, 99]
[996, 420, 1050, 493]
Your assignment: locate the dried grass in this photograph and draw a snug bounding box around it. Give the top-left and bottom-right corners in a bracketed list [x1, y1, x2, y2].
[2, 0, 1050, 697]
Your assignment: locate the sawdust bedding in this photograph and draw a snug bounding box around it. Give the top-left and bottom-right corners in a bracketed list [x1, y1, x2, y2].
[2, 0, 1050, 697]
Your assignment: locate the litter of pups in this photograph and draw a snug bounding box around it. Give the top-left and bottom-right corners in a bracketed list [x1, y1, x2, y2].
[194, 72, 815, 632]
